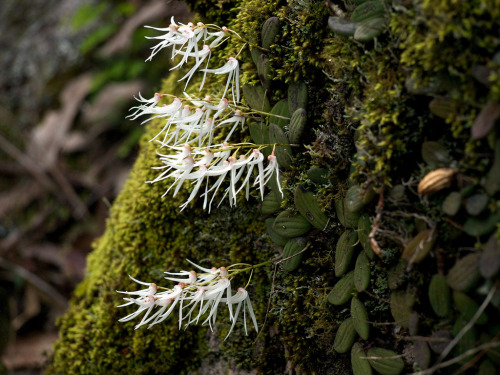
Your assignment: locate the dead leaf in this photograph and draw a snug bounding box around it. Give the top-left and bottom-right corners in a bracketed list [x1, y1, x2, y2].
[27, 73, 92, 170]
[2, 332, 59, 370]
[60, 131, 88, 153]
[12, 285, 41, 330]
[0, 181, 42, 218]
[81, 80, 145, 128]
[471, 100, 500, 139]
[471, 65, 492, 86]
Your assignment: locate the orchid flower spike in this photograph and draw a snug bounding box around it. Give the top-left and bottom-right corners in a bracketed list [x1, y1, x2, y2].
[117, 259, 261, 339]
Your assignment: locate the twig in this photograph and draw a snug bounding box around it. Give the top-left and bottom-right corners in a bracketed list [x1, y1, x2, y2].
[0, 258, 67, 312]
[275, 243, 311, 266]
[362, 352, 408, 360]
[49, 165, 88, 218]
[455, 330, 500, 374]
[0, 133, 55, 190]
[437, 284, 496, 363]
[410, 341, 500, 375]
[369, 190, 385, 257]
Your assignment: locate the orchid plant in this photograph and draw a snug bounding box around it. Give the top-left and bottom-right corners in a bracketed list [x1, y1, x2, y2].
[127, 17, 285, 212]
[119, 17, 287, 338]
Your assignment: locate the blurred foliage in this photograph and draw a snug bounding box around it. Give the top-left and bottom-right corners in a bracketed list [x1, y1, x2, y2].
[0, 0, 185, 372]
[70, 3, 109, 31]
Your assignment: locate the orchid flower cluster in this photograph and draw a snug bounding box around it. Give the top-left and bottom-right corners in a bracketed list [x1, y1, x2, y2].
[117, 259, 258, 340]
[149, 143, 281, 212]
[125, 17, 284, 211]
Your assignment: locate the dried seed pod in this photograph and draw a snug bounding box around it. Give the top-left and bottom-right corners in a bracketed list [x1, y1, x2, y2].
[417, 168, 456, 195]
[402, 229, 437, 265]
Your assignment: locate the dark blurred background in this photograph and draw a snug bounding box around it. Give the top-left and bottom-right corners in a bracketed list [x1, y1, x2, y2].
[0, 0, 190, 372]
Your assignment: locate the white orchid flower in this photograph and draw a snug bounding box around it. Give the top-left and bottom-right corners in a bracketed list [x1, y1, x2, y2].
[177, 45, 212, 90]
[236, 149, 265, 199]
[164, 270, 197, 284]
[145, 18, 195, 61]
[201, 57, 240, 103]
[255, 154, 282, 196]
[159, 157, 195, 197]
[147, 152, 193, 185]
[199, 277, 232, 330]
[127, 96, 182, 123]
[145, 284, 184, 327]
[127, 92, 163, 118]
[202, 157, 236, 212]
[181, 287, 207, 326]
[116, 275, 158, 299]
[206, 27, 228, 48]
[118, 294, 156, 324]
[222, 288, 258, 340]
[215, 109, 246, 142]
